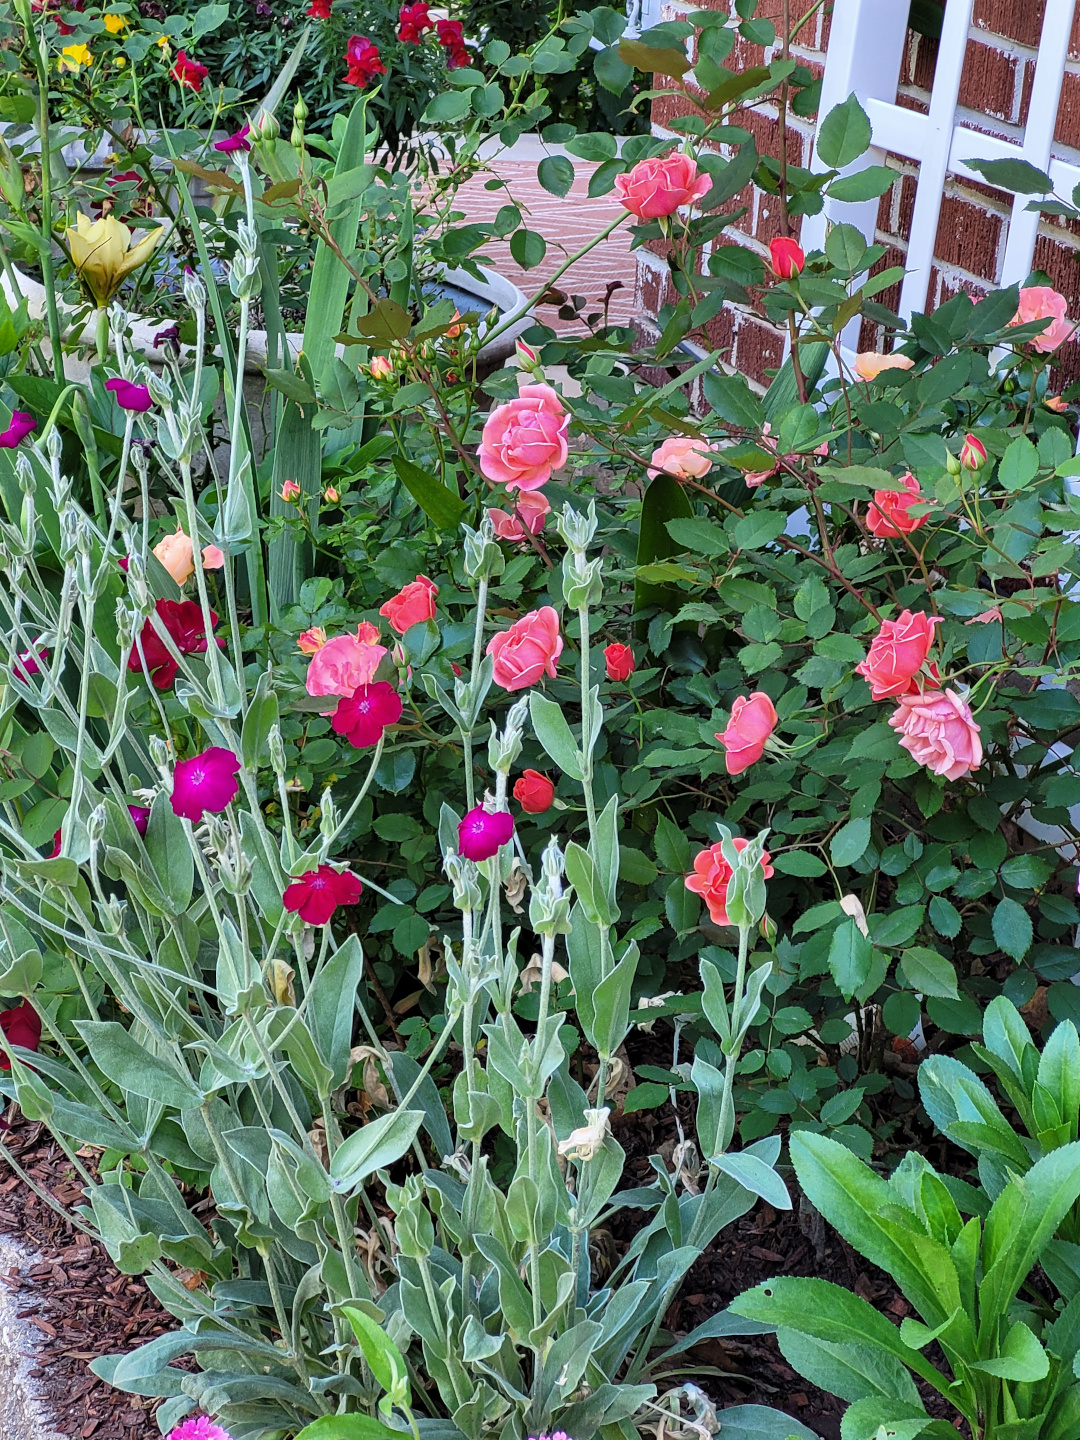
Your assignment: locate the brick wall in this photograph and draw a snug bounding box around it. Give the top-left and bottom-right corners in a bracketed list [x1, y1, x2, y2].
[637, 0, 1080, 391]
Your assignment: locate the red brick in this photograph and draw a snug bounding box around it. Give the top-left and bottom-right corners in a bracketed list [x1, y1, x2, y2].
[703, 303, 736, 358]
[936, 272, 991, 309]
[1032, 233, 1080, 311]
[733, 317, 786, 386]
[637, 261, 677, 317]
[908, 33, 938, 93]
[957, 39, 1019, 122]
[932, 194, 1003, 279]
[896, 91, 931, 117]
[1071, 2, 1080, 60]
[1055, 71, 1080, 150]
[1018, 58, 1034, 127]
[973, 0, 1044, 49]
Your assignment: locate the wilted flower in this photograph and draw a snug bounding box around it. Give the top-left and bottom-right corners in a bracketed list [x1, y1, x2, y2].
[557, 1108, 610, 1161]
[67, 213, 165, 307]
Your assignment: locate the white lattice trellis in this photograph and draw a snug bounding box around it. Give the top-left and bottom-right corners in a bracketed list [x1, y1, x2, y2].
[802, 0, 1080, 358]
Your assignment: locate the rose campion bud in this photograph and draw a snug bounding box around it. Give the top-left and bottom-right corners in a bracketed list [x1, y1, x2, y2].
[1009, 285, 1074, 353]
[854, 609, 941, 701]
[959, 433, 987, 471]
[512, 769, 554, 814]
[379, 574, 438, 634]
[487, 606, 563, 691]
[715, 691, 778, 775]
[684, 837, 773, 927]
[769, 236, 805, 279]
[613, 152, 711, 220]
[604, 643, 634, 682]
[888, 688, 982, 781]
[282, 864, 363, 925]
[647, 435, 717, 480]
[865, 472, 932, 538]
[478, 384, 569, 491]
[457, 804, 514, 861]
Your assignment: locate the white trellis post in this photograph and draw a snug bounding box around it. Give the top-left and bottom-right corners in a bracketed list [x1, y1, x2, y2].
[803, 0, 1080, 362]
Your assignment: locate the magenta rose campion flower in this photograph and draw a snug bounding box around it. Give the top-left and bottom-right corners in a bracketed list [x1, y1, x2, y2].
[888, 688, 982, 781]
[1009, 285, 1074, 353]
[128, 805, 151, 836]
[166, 1419, 233, 1440]
[457, 805, 514, 861]
[487, 606, 563, 691]
[170, 747, 241, 821]
[331, 681, 403, 748]
[0, 411, 36, 448]
[614, 152, 711, 219]
[214, 124, 251, 153]
[478, 384, 569, 491]
[106, 378, 153, 412]
[13, 641, 48, 679]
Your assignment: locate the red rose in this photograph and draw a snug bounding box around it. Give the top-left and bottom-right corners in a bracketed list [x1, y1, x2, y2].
[769, 236, 805, 278]
[513, 769, 554, 814]
[604, 643, 635, 682]
[128, 599, 225, 691]
[0, 1001, 42, 1070]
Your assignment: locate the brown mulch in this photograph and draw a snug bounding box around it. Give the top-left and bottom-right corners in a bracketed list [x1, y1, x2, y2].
[0, 1111, 173, 1439]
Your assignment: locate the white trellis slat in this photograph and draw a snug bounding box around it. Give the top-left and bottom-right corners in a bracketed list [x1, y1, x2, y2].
[803, 0, 1080, 358]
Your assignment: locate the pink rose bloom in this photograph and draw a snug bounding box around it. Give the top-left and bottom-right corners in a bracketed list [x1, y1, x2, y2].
[743, 421, 780, 487]
[648, 436, 717, 480]
[716, 692, 778, 775]
[685, 837, 774, 927]
[379, 574, 438, 634]
[614, 152, 711, 220]
[170, 747, 241, 822]
[488, 490, 551, 542]
[888, 688, 982, 781]
[865, 472, 932, 539]
[306, 626, 388, 699]
[1010, 285, 1074, 353]
[201, 544, 225, 569]
[478, 384, 569, 492]
[855, 609, 941, 700]
[487, 606, 563, 691]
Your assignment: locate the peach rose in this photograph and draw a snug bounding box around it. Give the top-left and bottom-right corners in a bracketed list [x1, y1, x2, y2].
[201, 544, 225, 569]
[853, 352, 914, 381]
[487, 606, 562, 691]
[154, 527, 195, 585]
[1010, 285, 1074, 354]
[648, 436, 717, 480]
[865, 472, 932, 539]
[478, 384, 569, 492]
[888, 687, 982, 781]
[614, 152, 711, 220]
[715, 692, 778, 775]
[380, 574, 438, 634]
[487, 490, 551, 542]
[297, 626, 327, 655]
[685, 837, 774, 927]
[306, 626, 388, 699]
[855, 609, 941, 700]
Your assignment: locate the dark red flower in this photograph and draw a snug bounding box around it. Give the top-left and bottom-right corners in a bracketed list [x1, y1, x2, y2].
[331, 681, 402, 748]
[0, 1002, 41, 1070]
[398, 1, 432, 42]
[49, 829, 62, 858]
[307, 0, 331, 14]
[171, 50, 209, 91]
[128, 599, 225, 690]
[436, 17, 469, 66]
[343, 34, 385, 87]
[283, 865, 363, 925]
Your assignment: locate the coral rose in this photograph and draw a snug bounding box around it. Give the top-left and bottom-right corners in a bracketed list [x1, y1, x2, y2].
[853, 352, 914, 381]
[715, 692, 778, 775]
[855, 609, 941, 700]
[604, 643, 634, 681]
[647, 435, 717, 480]
[1010, 285, 1074, 353]
[306, 627, 388, 699]
[888, 688, 982, 781]
[487, 490, 550, 542]
[685, 837, 773, 927]
[513, 769, 554, 814]
[478, 384, 569, 491]
[487, 606, 562, 691]
[380, 574, 438, 634]
[614, 153, 711, 220]
[865, 472, 931, 538]
[769, 236, 805, 278]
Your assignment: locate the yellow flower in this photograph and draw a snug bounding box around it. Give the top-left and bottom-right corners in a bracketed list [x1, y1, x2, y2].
[58, 43, 94, 71]
[114, 55, 127, 66]
[155, 34, 169, 47]
[66, 212, 166, 307]
[102, 12, 128, 31]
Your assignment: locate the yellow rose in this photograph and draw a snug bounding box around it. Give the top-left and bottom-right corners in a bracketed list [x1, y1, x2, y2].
[66, 212, 165, 307]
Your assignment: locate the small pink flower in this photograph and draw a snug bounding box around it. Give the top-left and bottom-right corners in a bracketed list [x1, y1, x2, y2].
[604, 643, 634, 681]
[369, 355, 393, 380]
[888, 688, 982, 781]
[379, 574, 438, 634]
[487, 606, 562, 691]
[769, 236, 805, 279]
[331, 681, 403, 748]
[965, 607, 1003, 625]
[297, 626, 328, 655]
[306, 627, 388, 699]
[478, 384, 569, 492]
[865, 472, 932, 538]
[213, 124, 251, 153]
[0, 411, 35, 447]
[458, 804, 514, 861]
[170, 747, 241, 822]
[13, 641, 48, 679]
[106, 378, 153, 412]
[201, 544, 225, 569]
[648, 435, 717, 480]
[166, 1419, 233, 1440]
[716, 692, 778, 775]
[281, 479, 302, 502]
[487, 490, 550, 542]
[128, 804, 151, 836]
[614, 152, 711, 220]
[855, 609, 941, 700]
[1010, 285, 1074, 353]
[685, 837, 773, 927]
[283, 865, 363, 925]
[324, 485, 339, 503]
